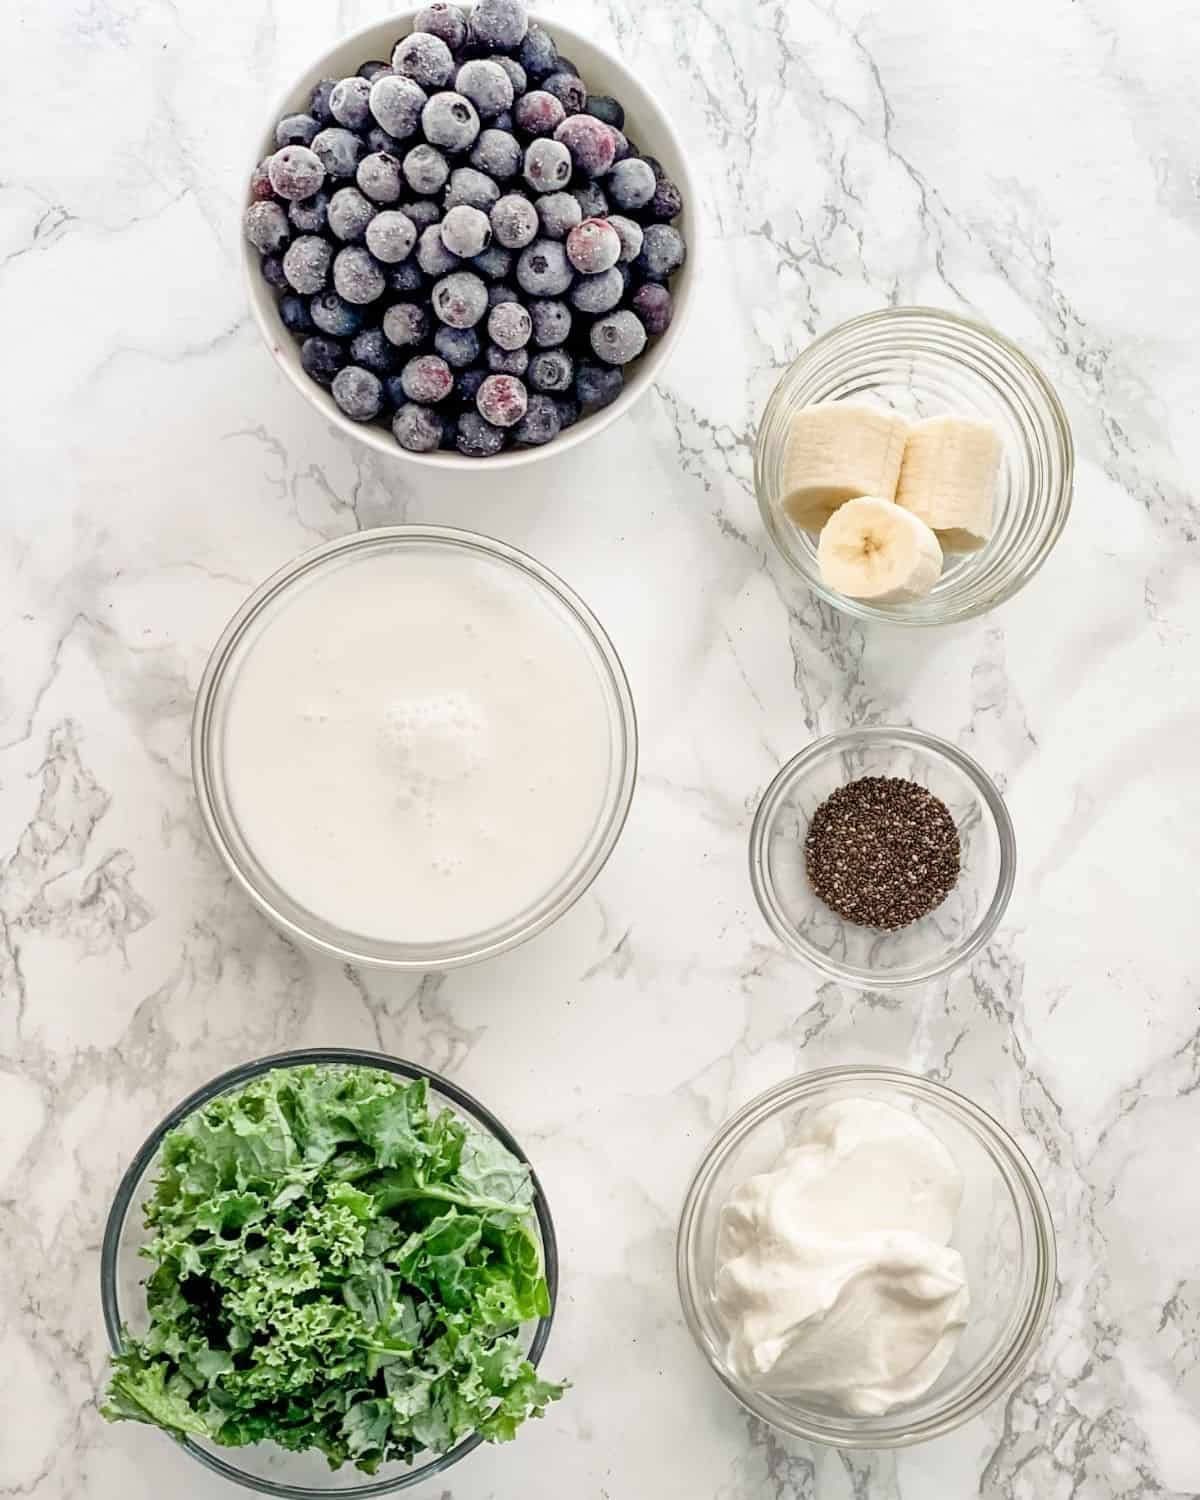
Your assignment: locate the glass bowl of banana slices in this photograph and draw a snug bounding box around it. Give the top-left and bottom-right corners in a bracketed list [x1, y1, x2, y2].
[754, 309, 1074, 626]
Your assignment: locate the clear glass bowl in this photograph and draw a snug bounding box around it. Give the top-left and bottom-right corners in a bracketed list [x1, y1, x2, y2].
[749, 728, 1015, 989]
[754, 308, 1074, 625]
[192, 527, 637, 969]
[100, 1048, 559, 1498]
[676, 1066, 1056, 1448]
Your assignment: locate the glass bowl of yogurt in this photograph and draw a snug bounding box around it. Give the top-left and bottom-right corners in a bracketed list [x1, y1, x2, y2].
[192, 527, 636, 968]
[675, 1067, 1056, 1447]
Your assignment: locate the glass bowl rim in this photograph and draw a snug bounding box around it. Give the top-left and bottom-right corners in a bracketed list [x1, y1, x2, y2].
[752, 305, 1075, 627]
[748, 726, 1017, 989]
[100, 1046, 559, 1498]
[675, 1064, 1057, 1449]
[191, 525, 639, 970]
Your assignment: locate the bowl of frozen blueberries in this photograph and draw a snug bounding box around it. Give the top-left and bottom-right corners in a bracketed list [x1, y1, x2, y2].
[242, 0, 695, 466]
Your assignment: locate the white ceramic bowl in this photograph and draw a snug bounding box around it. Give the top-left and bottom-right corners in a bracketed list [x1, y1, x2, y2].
[242, 8, 698, 469]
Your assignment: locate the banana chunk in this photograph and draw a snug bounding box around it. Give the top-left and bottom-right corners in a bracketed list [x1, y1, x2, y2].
[895, 415, 1001, 551]
[818, 496, 943, 604]
[780, 403, 911, 531]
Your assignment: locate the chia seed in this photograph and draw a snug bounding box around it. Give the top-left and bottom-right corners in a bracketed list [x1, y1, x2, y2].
[805, 776, 961, 930]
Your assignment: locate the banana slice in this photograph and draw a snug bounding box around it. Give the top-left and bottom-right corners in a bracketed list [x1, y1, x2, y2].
[780, 403, 911, 531]
[895, 415, 1002, 551]
[818, 496, 943, 604]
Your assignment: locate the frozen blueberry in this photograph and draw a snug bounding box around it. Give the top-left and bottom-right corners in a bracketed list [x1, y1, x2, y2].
[289, 190, 329, 233]
[529, 297, 571, 346]
[488, 283, 520, 307]
[330, 76, 372, 130]
[350, 327, 397, 374]
[513, 89, 565, 138]
[575, 358, 623, 408]
[393, 400, 445, 451]
[470, 128, 522, 180]
[276, 112, 320, 148]
[401, 353, 454, 402]
[365, 208, 417, 262]
[554, 116, 616, 177]
[513, 392, 560, 445]
[249, 158, 274, 201]
[491, 193, 539, 248]
[333, 245, 386, 304]
[516, 238, 572, 296]
[417, 222, 460, 275]
[528, 348, 573, 392]
[422, 92, 480, 152]
[370, 74, 427, 138]
[393, 31, 455, 89]
[554, 395, 581, 428]
[571, 181, 608, 218]
[365, 125, 402, 156]
[472, 244, 512, 279]
[566, 217, 620, 273]
[444, 167, 501, 211]
[434, 324, 480, 367]
[456, 409, 506, 456]
[310, 290, 364, 337]
[282, 234, 332, 293]
[569, 264, 623, 313]
[536, 191, 580, 240]
[457, 367, 488, 403]
[383, 301, 430, 347]
[487, 299, 532, 350]
[357, 151, 403, 204]
[441, 203, 492, 257]
[311, 127, 363, 181]
[649, 178, 684, 223]
[358, 59, 393, 82]
[631, 281, 673, 335]
[310, 78, 338, 125]
[590, 308, 646, 364]
[388, 260, 426, 292]
[609, 128, 632, 164]
[553, 53, 581, 76]
[403, 143, 450, 195]
[607, 157, 656, 212]
[332, 365, 383, 420]
[524, 138, 571, 192]
[432, 269, 488, 327]
[493, 109, 515, 133]
[585, 94, 624, 130]
[261, 254, 288, 288]
[491, 56, 526, 94]
[268, 145, 325, 200]
[635, 222, 686, 280]
[401, 199, 441, 232]
[607, 214, 643, 262]
[542, 72, 586, 114]
[279, 293, 314, 333]
[485, 343, 529, 375]
[300, 334, 347, 385]
[517, 24, 558, 81]
[243, 200, 290, 254]
[327, 186, 376, 242]
[477, 372, 527, 427]
[456, 60, 514, 118]
[470, 0, 528, 51]
[415, 2, 467, 47]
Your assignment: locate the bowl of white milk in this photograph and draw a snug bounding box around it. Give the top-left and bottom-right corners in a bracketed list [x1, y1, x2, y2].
[192, 527, 636, 967]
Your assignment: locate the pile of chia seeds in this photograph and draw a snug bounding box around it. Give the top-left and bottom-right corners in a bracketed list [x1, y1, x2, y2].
[805, 775, 961, 930]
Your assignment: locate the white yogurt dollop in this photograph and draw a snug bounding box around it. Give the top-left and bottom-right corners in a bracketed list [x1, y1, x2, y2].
[715, 1097, 969, 1416]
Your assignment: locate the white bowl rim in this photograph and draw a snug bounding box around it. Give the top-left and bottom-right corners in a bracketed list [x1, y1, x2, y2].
[241, 7, 699, 470]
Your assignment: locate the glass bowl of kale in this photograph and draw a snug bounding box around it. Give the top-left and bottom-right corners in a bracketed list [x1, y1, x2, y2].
[100, 1049, 561, 1496]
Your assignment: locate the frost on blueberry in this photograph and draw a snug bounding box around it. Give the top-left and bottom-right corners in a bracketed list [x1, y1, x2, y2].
[590, 309, 646, 365]
[486, 343, 529, 375]
[417, 222, 460, 275]
[632, 281, 673, 335]
[565, 218, 620, 274]
[310, 290, 364, 338]
[491, 194, 539, 249]
[401, 353, 454, 402]
[289, 190, 329, 234]
[413, 2, 468, 50]
[516, 238, 572, 296]
[554, 116, 616, 178]
[456, 409, 506, 457]
[268, 145, 325, 200]
[514, 392, 561, 446]
[635, 222, 686, 281]
[369, 74, 427, 138]
[243, 201, 290, 255]
[471, 128, 522, 180]
[327, 187, 376, 243]
[575, 358, 623, 409]
[393, 400, 446, 452]
[441, 204, 492, 258]
[350, 328, 396, 374]
[432, 270, 488, 328]
[472, 244, 512, 280]
[444, 167, 501, 212]
[456, 60, 514, 119]
[357, 151, 403, 204]
[301, 335, 347, 386]
[330, 76, 372, 130]
[422, 92, 480, 152]
[535, 191, 580, 241]
[469, 0, 528, 51]
[569, 264, 623, 314]
[517, 25, 558, 81]
[365, 209, 417, 263]
[528, 348, 573, 392]
[282, 235, 332, 293]
[487, 299, 532, 350]
[333, 245, 386, 304]
[606, 157, 656, 211]
[528, 296, 571, 347]
[477, 373, 528, 427]
[403, 143, 450, 196]
[523, 138, 571, 193]
[311, 127, 363, 181]
[606, 214, 644, 263]
[332, 365, 383, 421]
[542, 71, 586, 114]
[276, 113, 320, 149]
[383, 302, 430, 348]
[434, 324, 481, 367]
[513, 89, 565, 138]
[392, 31, 455, 90]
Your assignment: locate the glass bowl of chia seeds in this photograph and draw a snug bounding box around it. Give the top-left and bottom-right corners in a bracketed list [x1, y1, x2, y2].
[749, 727, 1016, 988]
[754, 308, 1074, 625]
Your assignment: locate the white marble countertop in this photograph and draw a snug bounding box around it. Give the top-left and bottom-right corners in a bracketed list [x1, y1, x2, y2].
[4, 0, 1200, 1494]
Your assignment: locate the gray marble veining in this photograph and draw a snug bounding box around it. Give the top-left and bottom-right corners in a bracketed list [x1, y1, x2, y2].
[2, 0, 1199, 1495]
